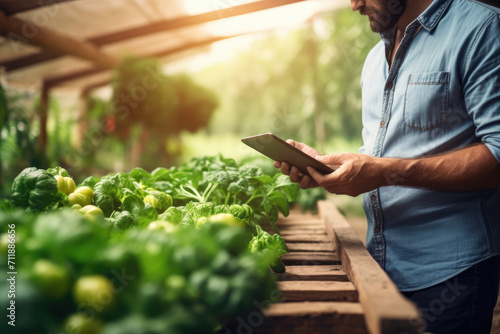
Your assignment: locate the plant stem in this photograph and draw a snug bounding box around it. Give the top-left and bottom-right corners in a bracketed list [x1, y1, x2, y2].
[244, 189, 259, 205]
[202, 182, 218, 203]
[179, 184, 204, 202]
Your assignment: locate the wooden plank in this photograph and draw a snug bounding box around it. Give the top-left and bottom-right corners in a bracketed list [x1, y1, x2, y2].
[44, 35, 244, 89]
[0, 12, 119, 69]
[282, 209, 319, 219]
[318, 200, 424, 334]
[225, 302, 368, 334]
[286, 242, 334, 252]
[276, 218, 325, 225]
[260, 302, 369, 334]
[282, 252, 340, 265]
[275, 265, 349, 282]
[0, 0, 75, 15]
[278, 281, 358, 302]
[279, 229, 327, 235]
[1, 0, 306, 71]
[276, 223, 325, 230]
[281, 234, 331, 243]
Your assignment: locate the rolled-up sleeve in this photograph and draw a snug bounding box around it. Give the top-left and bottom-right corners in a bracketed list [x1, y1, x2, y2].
[463, 13, 500, 163]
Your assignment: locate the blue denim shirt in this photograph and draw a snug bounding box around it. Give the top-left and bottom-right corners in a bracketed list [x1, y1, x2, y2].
[360, 0, 500, 291]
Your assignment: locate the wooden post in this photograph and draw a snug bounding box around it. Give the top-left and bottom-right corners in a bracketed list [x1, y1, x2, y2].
[0, 11, 119, 69]
[318, 200, 424, 334]
[39, 83, 49, 154]
[76, 89, 90, 147]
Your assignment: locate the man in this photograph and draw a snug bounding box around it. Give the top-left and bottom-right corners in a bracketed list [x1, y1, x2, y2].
[274, 0, 500, 333]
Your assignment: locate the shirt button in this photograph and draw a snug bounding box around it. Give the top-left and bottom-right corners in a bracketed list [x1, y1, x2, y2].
[380, 121, 386, 128]
[387, 82, 393, 89]
[370, 194, 376, 201]
[374, 227, 381, 233]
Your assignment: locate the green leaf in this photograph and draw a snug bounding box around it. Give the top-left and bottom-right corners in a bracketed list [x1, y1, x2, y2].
[78, 176, 100, 189]
[274, 174, 300, 202]
[250, 175, 274, 185]
[10, 168, 61, 212]
[122, 194, 158, 226]
[151, 167, 172, 182]
[273, 174, 293, 187]
[46, 166, 71, 177]
[261, 196, 272, 213]
[121, 194, 144, 215]
[280, 184, 299, 203]
[265, 207, 279, 234]
[93, 175, 123, 217]
[0, 199, 14, 212]
[267, 206, 279, 225]
[269, 191, 289, 217]
[32, 209, 111, 262]
[129, 168, 152, 183]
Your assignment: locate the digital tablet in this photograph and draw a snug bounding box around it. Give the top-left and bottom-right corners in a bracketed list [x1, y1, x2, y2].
[241, 133, 335, 175]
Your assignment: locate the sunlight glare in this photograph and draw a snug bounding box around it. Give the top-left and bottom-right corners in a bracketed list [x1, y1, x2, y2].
[182, 0, 256, 15]
[204, 2, 317, 36]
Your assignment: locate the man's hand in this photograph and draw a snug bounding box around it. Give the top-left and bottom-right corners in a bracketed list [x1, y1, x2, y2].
[307, 145, 500, 195]
[307, 153, 387, 196]
[275, 141, 500, 196]
[273, 140, 385, 195]
[273, 140, 321, 189]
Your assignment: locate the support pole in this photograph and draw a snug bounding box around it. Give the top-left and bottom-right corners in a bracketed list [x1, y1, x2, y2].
[39, 83, 49, 154]
[76, 89, 90, 147]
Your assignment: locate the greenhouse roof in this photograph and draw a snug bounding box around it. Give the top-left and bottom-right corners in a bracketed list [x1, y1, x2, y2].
[0, 0, 347, 92]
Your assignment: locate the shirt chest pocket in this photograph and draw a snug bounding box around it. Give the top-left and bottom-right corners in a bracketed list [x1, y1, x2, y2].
[404, 72, 450, 131]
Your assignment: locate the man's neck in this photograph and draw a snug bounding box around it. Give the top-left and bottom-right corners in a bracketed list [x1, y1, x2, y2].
[396, 0, 433, 36]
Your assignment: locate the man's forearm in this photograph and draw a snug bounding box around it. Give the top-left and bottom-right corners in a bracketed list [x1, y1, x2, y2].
[383, 144, 500, 191]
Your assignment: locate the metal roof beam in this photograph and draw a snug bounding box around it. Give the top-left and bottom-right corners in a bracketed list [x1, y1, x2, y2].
[1, 0, 305, 71]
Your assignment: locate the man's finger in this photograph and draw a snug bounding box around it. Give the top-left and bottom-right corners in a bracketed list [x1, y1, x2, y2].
[289, 166, 300, 183]
[307, 166, 324, 184]
[299, 175, 311, 189]
[280, 161, 291, 175]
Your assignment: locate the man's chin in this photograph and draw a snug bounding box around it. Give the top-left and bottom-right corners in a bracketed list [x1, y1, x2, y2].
[369, 18, 396, 33]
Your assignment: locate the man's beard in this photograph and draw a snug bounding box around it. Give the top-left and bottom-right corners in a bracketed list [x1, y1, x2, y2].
[360, 0, 407, 33]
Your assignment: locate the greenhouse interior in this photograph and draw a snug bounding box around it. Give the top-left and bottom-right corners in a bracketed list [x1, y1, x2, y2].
[1, 0, 499, 333]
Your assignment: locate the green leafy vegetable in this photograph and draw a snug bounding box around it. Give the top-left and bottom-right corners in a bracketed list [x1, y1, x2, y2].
[1, 154, 303, 334]
[121, 193, 158, 227]
[248, 225, 289, 273]
[93, 175, 123, 217]
[31, 209, 111, 263]
[46, 166, 71, 178]
[107, 210, 135, 231]
[143, 190, 172, 213]
[10, 167, 62, 212]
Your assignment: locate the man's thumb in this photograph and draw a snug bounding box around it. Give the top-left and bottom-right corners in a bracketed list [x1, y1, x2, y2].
[315, 154, 335, 161]
[315, 154, 341, 171]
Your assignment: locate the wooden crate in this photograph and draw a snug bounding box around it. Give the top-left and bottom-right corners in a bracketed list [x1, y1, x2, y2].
[253, 200, 424, 334]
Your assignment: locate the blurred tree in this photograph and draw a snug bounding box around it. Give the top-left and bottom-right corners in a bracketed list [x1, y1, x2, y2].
[193, 7, 379, 151]
[0, 86, 46, 195]
[110, 56, 219, 170]
[319, 9, 380, 144]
